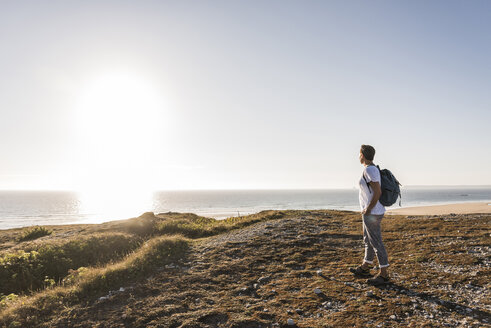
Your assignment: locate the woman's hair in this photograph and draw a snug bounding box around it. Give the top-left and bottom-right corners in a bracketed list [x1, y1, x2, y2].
[361, 144, 375, 161]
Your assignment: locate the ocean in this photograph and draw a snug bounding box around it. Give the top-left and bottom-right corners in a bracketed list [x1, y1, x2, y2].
[0, 187, 490, 230]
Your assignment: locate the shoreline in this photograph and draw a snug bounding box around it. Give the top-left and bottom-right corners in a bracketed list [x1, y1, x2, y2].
[386, 201, 491, 216]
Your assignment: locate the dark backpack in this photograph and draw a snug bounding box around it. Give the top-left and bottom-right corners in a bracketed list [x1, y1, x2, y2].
[363, 165, 402, 207]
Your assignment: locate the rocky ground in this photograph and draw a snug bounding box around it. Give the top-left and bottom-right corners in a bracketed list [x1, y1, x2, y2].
[39, 210, 490, 328]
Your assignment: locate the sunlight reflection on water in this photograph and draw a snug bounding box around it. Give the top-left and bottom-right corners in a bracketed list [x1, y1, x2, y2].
[0, 187, 490, 230]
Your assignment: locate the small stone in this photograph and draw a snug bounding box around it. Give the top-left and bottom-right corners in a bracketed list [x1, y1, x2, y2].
[122, 314, 127, 319]
[253, 283, 259, 289]
[258, 276, 271, 284]
[239, 286, 253, 295]
[287, 318, 295, 326]
[316, 269, 322, 275]
[390, 315, 396, 320]
[245, 303, 251, 308]
[366, 291, 374, 297]
[98, 296, 107, 301]
[119, 287, 125, 292]
[314, 288, 322, 294]
[263, 308, 269, 312]
[295, 308, 303, 315]
[271, 289, 276, 293]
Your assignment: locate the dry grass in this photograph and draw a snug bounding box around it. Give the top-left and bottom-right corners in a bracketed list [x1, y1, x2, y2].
[0, 210, 489, 327]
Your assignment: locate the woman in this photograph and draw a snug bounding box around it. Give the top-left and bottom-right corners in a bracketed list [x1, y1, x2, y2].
[350, 144, 390, 285]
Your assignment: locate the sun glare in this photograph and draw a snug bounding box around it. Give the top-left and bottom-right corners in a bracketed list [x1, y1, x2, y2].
[73, 71, 166, 215]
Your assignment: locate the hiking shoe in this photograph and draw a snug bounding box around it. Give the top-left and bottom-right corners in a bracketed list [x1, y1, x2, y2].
[349, 266, 372, 277]
[367, 275, 390, 285]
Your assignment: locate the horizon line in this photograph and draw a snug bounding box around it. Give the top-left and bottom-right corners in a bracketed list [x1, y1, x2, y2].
[0, 185, 490, 192]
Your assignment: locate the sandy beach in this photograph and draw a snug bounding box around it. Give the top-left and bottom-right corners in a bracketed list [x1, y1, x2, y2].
[387, 202, 491, 216]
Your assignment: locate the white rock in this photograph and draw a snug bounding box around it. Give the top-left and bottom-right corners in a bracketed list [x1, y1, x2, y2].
[119, 287, 125, 292]
[390, 315, 396, 320]
[287, 318, 295, 326]
[316, 269, 322, 275]
[314, 288, 322, 294]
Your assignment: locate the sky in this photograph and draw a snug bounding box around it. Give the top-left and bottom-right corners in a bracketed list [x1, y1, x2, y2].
[0, 0, 490, 191]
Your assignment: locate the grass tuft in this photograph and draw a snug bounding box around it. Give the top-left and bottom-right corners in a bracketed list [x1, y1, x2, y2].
[0, 233, 141, 295]
[18, 226, 52, 242]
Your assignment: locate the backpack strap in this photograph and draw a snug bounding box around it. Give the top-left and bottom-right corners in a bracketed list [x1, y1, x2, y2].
[362, 165, 375, 193]
[362, 174, 371, 193]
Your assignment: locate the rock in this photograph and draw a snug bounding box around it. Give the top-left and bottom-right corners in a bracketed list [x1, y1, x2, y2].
[322, 301, 332, 309]
[287, 318, 295, 326]
[390, 315, 396, 320]
[258, 276, 271, 284]
[119, 287, 125, 292]
[314, 288, 322, 294]
[295, 308, 303, 315]
[316, 269, 322, 275]
[253, 283, 259, 289]
[366, 291, 374, 297]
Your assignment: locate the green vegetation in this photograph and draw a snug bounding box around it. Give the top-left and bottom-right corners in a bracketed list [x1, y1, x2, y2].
[157, 210, 285, 238]
[76, 235, 189, 297]
[0, 233, 141, 295]
[18, 226, 52, 242]
[0, 235, 190, 327]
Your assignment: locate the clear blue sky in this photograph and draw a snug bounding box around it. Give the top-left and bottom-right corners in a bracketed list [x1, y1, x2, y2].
[0, 1, 490, 190]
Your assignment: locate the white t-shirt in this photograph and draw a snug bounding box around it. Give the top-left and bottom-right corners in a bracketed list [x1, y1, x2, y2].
[359, 165, 385, 215]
